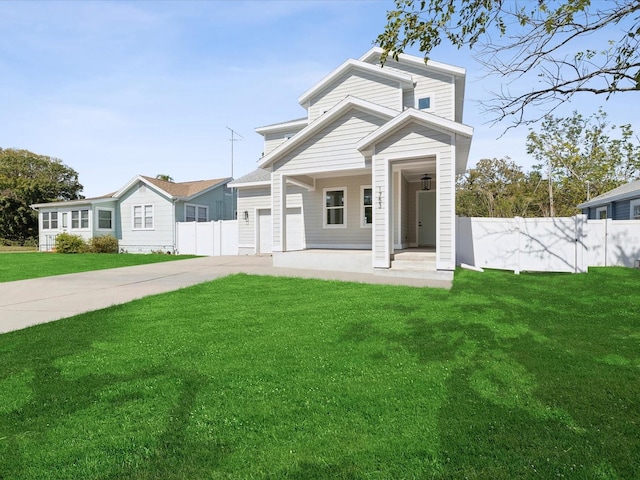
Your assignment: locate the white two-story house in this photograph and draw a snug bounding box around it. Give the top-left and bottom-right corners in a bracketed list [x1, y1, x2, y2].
[230, 48, 473, 278]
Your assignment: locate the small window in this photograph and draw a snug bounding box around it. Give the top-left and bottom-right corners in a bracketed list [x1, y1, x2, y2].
[324, 188, 346, 228]
[630, 199, 640, 220]
[185, 204, 208, 222]
[42, 212, 50, 230]
[71, 209, 89, 229]
[133, 204, 154, 230]
[361, 186, 372, 227]
[596, 206, 607, 219]
[50, 212, 58, 229]
[98, 209, 113, 229]
[418, 97, 431, 110]
[61, 212, 68, 229]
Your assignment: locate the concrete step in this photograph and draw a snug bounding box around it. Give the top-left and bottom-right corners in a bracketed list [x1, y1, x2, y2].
[391, 259, 437, 271]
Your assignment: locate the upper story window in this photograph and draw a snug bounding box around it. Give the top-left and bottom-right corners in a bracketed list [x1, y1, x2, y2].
[186, 204, 208, 222]
[71, 209, 89, 229]
[97, 209, 113, 230]
[361, 186, 372, 227]
[324, 187, 346, 228]
[133, 204, 154, 230]
[418, 97, 432, 110]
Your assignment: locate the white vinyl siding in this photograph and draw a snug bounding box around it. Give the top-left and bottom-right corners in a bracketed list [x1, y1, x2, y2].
[236, 186, 271, 252]
[263, 128, 305, 157]
[308, 70, 402, 122]
[273, 110, 388, 175]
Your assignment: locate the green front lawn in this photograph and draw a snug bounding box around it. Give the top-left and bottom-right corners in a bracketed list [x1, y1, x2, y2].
[0, 253, 198, 283]
[1, 269, 638, 479]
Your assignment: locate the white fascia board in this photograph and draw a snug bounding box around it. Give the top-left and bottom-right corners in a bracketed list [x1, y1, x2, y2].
[360, 47, 466, 78]
[258, 96, 398, 169]
[357, 109, 473, 152]
[30, 198, 112, 209]
[255, 118, 308, 135]
[113, 175, 173, 200]
[229, 180, 271, 189]
[297, 58, 413, 107]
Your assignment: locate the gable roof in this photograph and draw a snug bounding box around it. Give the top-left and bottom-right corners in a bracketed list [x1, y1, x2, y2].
[359, 47, 466, 77]
[356, 108, 473, 174]
[257, 96, 399, 169]
[229, 168, 271, 187]
[297, 58, 413, 107]
[255, 118, 308, 135]
[113, 175, 231, 200]
[577, 179, 640, 209]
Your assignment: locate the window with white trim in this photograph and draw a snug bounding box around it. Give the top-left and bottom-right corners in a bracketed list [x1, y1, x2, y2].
[417, 96, 432, 110]
[361, 186, 372, 227]
[133, 204, 154, 230]
[185, 204, 208, 222]
[97, 209, 113, 229]
[61, 212, 68, 229]
[596, 206, 607, 219]
[71, 209, 89, 229]
[324, 187, 346, 228]
[630, 199, 640, 219]
[42, 212, 60, 230]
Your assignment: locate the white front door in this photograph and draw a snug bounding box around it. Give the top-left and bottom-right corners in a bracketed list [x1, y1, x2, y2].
[417, 191, 436, 247]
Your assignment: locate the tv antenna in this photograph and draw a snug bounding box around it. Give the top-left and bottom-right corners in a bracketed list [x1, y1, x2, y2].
[226, 126, 244, 178]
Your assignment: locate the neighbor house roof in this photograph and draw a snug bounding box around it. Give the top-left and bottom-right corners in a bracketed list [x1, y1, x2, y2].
[114, 175, 232, 200]
[229, 168, 271, 188]
[578, 179, 640, 209]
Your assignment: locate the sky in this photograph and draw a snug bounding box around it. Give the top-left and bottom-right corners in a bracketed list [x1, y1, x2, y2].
[1, 0, 637, 198]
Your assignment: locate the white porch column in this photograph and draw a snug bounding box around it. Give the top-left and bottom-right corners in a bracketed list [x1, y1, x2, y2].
[272, 173, 287, 252]
[373, 156, 391, 268]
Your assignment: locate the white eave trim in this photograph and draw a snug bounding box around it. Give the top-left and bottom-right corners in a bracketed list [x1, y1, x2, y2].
[258, 96, 399, 169]
[255, 118, 308, 135]
[359, 47, 466, 78]
[229, 180, 271, 189]
[113, 175, 172, 200]
[31, 197, 114, 209]
[356, 108, 473, 152]
[297, 58, 413, 106]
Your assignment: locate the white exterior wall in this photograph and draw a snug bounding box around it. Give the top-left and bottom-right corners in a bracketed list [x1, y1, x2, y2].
[263, 126, 305, 157]
[237, 186, 271, 254]
[374, 124, 455, 269]
[273, 110, 387, 175]
[118, 183, 175, 253]
[308, 71, 402, 122]
[362, 53, 455, 121]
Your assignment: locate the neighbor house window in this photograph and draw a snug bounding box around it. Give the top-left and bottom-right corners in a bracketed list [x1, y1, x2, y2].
[361, 186, 372, 227]
[596, 206, 607, 219]
[133, 204, 154, 230]
[50, 212, 58, 229]
[630, 199, 640, 220]
[71, 209, 89, 229]
[418, 96, 432, 110]
[61, 212, 68, 229]
[324, 187, 346, 228]
[97, 209, 113, 229]
[43, 212, 59, 230]
[185, 204, 208, 222]
[42, 212, 50, 230]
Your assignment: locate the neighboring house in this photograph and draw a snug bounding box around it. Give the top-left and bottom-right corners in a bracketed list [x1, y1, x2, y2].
[231, 48, 473, 275]
[578, 179, 640, 220]
[31, 175, 235, 253]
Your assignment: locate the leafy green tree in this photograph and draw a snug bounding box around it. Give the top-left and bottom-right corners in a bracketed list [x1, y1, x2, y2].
[377, 0, 640, 128]
[155, 174, 174, 182]
[456, 157, 535, 217]
[526, 110, 640, 216]
[0, 148, 83, 242]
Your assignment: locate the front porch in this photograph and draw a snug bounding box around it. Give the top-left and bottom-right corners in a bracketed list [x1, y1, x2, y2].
[272, 248, 452, 283]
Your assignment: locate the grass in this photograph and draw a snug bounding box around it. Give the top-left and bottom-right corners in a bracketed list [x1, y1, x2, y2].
[0, 252, 199, 283]
[0, 268, 639, 479]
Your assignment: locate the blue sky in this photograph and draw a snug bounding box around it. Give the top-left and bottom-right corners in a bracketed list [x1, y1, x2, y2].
[1, 0, 636, 197]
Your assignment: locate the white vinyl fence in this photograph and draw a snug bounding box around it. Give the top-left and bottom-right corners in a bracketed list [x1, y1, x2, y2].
[176, 220, 238, 256]
[457, 216, 640, 274]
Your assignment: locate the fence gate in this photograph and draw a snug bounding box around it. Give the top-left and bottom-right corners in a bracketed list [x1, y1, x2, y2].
[176, 220, 238, 256]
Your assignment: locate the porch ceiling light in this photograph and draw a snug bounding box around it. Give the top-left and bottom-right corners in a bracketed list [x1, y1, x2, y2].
[421, 174, 432, 191]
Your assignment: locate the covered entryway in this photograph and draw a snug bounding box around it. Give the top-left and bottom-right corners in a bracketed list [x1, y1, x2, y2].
[417, 191, 436, 247]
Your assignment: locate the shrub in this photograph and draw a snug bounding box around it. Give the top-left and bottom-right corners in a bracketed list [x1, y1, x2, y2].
[55, 233, 88, 254]
[88, 235, 119, 253]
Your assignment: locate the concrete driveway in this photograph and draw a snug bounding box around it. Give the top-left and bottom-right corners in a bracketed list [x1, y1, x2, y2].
[0, 255, 450, 334]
